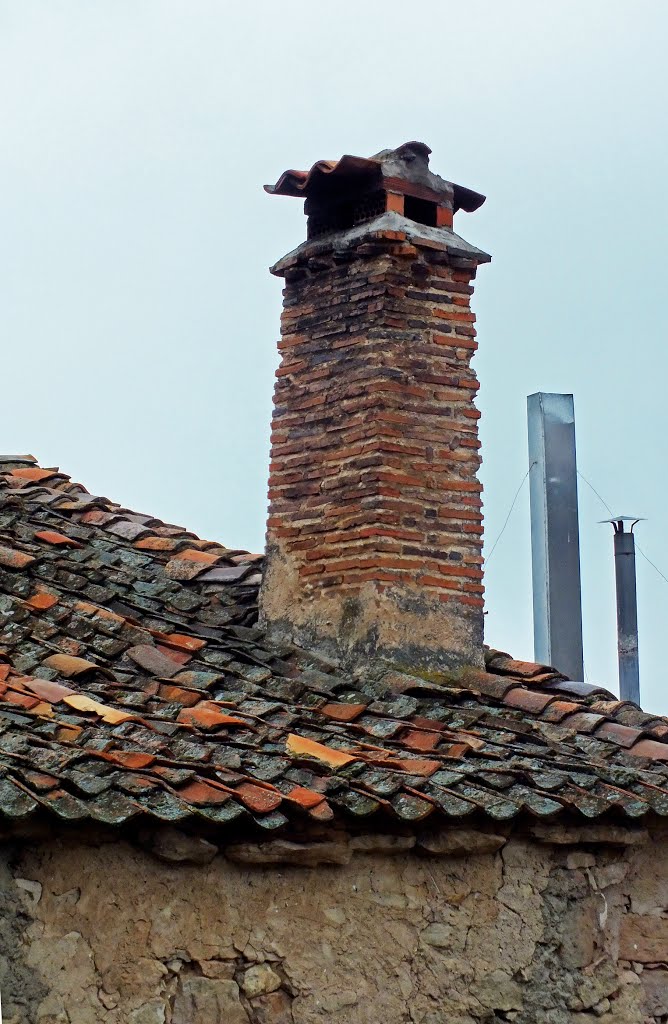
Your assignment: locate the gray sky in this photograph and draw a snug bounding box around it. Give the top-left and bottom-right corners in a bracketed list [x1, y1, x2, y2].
[2, 1, 668, 711]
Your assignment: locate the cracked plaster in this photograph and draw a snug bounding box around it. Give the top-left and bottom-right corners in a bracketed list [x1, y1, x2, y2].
[0, 828, 667, 1023]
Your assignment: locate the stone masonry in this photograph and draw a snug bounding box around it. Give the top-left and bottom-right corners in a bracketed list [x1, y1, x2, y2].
[261, 224, 489, 672]
[2, 823, 668, 1023]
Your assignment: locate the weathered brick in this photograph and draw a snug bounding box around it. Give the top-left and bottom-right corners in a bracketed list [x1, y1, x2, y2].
[261, 220, 488, 670]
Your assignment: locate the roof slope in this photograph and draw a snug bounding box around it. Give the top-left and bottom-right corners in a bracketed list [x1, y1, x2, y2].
[1, 456, 668, 838]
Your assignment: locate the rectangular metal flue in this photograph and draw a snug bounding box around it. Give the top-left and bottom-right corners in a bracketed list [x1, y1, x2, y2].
[527, 392, 584, 680]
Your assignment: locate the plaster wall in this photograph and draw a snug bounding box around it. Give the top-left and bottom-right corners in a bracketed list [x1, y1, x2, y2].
[1, 828, 667, 1024]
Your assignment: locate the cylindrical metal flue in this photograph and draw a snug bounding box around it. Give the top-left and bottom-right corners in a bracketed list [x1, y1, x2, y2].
[602, 517, 643, 705]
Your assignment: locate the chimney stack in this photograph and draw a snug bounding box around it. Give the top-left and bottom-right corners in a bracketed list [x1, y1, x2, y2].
[260, 142, 490, 674]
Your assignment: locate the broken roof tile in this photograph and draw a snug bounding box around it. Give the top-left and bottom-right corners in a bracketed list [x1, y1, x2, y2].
[285, 733, 356, 768]
[176, 704, 248, 730]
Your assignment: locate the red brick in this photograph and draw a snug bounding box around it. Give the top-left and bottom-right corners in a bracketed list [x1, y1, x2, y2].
[263, 240, 486, 653]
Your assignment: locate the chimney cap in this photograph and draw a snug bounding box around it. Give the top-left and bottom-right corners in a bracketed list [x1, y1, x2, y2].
[265, 141, 485, 214]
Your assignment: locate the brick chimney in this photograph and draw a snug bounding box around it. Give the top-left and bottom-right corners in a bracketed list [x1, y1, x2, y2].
[260, 142, 490, 674]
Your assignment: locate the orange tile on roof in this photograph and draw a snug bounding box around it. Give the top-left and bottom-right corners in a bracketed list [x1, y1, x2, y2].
[34, 530, 81, 548]
[286, 734, 356, 769]
[25, 591, 59, 611]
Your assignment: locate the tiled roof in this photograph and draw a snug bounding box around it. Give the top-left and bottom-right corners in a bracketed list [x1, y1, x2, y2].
[1, 455, 668, 838]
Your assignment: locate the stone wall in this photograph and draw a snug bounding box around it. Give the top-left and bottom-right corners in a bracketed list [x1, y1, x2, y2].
[1, 825, 667, 1023]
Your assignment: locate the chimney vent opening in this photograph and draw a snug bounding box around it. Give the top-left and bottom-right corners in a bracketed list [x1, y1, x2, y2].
[307, 189, 387, 239]
[403, 194, 438, 227]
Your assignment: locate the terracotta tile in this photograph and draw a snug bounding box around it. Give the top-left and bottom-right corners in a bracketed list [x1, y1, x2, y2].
[628, 739, 668, 761]
[74, 600, 100, 616]
[308, 799, 335, 821]
[594, 721, 643, 748]
[466, 670, 515, 700]
[177, 703, 248, 730]
[560, 711, 606, 734]
[540, 699, 580, 723]
[156, 644, 192, 666]
[410, 716, 448, 731]
[488, 656, 556, 678]
[5, 690, 41, 710]
[63, 693, 133, 724]
[549, 680, 616, 700]
[0, 544, 36, 570]
[21, 677, 74, 702]
[96, 607, 126, 624]
[286, 733, 356, 768]
[126, 645, 182, 678]
[589, 700, 631, 716]
[101, 750, 156, 769]
[3, 453, 668, 835]
[163, 558, 211, 582]
[378, 758, 440, 777]
[43, 653, 102, 678]
[320, 702, 366, 722]
[25, 591, 59, 611]
[80, 510, 119, 526]
[158, 684, 202, 707]
[402, 729, 441, 751]
[178, 779, 231, 805]
[58, 638, 82, 657]
[10, 467, 58, 482]
[171, 671, 222, 690]
[54, 724, 83, 743]
[23, 771, 59, 792]
[503, 688, 557, 714]
[34, 530, 82, 548]
[235, 782, 283, 813]
[105, 520, 150, 542]
[164, 633, 206, 653]
[284, 785, 325, 809]
[442, 742, 473, 758]
[178, 548, 221, 564]
[134, 536, 182, 551]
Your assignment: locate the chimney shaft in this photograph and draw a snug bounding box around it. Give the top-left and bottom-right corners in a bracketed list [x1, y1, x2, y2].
[260, 143, 490, 673]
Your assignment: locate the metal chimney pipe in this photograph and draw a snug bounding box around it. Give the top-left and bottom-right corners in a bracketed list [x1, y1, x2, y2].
[602, 517, 643, 704]
[527, 393, 584, 680]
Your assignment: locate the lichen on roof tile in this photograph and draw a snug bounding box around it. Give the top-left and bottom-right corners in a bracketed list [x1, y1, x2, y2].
[0, 456, 668, 839]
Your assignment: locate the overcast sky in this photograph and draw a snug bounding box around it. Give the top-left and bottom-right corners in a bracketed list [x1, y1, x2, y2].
[2, 1, 668, 711]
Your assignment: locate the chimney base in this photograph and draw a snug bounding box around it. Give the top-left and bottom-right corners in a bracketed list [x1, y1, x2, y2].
[260, 545, 484, 675]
